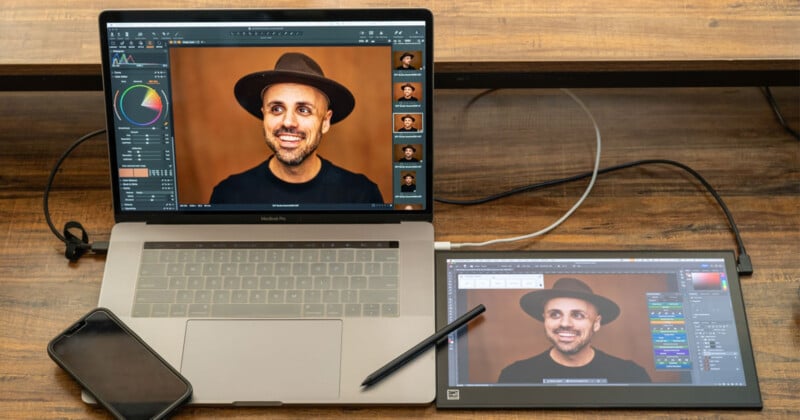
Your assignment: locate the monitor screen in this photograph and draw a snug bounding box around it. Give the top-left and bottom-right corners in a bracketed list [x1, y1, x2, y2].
[99, 9, 432, 222]
[435, 250, 762, 408]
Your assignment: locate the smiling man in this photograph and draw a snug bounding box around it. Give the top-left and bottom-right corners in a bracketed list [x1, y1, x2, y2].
[498, 277, 651, 384]
[209, 52, 383, 205]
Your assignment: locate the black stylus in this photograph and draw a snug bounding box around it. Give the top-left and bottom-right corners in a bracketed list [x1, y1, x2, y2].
[361, 304, 486, 388]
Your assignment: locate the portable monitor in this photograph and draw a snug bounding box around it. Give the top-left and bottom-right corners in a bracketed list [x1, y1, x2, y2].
[435, 250, 762, 409]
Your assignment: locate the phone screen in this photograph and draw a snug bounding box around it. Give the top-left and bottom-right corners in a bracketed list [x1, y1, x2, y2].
[48, 308, 191, 419]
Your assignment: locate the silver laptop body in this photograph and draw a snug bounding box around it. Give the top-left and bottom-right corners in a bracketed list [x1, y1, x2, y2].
[97, 8, 435, 405]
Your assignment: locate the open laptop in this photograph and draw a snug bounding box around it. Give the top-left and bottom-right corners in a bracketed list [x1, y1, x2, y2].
[96, 9, 435, 405]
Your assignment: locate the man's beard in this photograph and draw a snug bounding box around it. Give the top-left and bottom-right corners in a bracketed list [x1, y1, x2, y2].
[265, 127, 321, 167]
[547, 327, 592, 356]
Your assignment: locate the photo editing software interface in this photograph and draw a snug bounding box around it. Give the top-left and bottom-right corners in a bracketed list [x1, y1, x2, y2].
[445, 257, 750, 387]
[104, 18, 428, 212]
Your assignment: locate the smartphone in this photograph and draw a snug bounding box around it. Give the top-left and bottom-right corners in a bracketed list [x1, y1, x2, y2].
[48, 308, 192, 420]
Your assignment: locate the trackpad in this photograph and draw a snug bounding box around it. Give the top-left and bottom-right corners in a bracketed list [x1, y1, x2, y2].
[181, 319, 342, 404]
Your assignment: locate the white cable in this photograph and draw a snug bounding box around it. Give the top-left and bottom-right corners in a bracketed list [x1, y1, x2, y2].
[446, 89, 602, 249]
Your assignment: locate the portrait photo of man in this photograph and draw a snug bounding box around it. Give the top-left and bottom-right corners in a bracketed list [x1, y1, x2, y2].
[395, 114, 421, 132]
[396, 144, 421, 163]
[400, 172, 416, 193]
[396, 82, 419, 102]
[168, 46, 393, 206]
[395, 51, 418, 70]
[497, 277, 652, 384]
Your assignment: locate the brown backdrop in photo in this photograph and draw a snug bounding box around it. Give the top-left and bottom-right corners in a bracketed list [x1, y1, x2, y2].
[464, 273, 682, 384]
[169, 45, 393, 204]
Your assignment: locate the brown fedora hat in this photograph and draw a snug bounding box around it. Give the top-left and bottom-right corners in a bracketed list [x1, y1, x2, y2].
[234, 52, 355, 124]
[520, 277, 620, 325]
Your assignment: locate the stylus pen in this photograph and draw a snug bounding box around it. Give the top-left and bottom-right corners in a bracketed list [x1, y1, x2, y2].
[361, 304, 486, 388]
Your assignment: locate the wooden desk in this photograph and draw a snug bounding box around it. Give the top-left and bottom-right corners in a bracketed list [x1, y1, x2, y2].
[1, 87, 798, 418]
[1, 0, 799, 89]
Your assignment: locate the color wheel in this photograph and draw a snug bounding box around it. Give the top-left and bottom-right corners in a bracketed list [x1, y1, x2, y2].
[116, 84, 164, 126]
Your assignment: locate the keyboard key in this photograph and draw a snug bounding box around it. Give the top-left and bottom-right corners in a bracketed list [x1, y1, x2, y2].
[314, 276, 331, 289]
[132, 304, 151, 317]
[351, 276, 367, 289]
[195, 290, 212, 303]
[188, 303, 210, 317]
[184, 263, 202, 276]
[242, 276, 258, 289]
[304, 290, 321, 303]
[256, 263, 273, 275]
[303, 303, 325, 317]
[203, 263, 220, 276]
[176, 290, 194, 303]
[170, 303, 187, 317]
[211, 303, 302, 317]
[382, 304, 399, 317]
[151, 303, 170, 317]
[169, 277, 187, 289]
[205, 276, 222, 289]
[268, 290, 285, 303]
[326, 303, 343, 317]
[369, 276, 399, 290]
[323, 290, 339, 303]
[232, 290, 249, 303]
[213, 290, 230, 304]
[383, 263, 399, 276]
[249, 290, 266, 303]
[360, 290, 398, 304]
[297, 277, 313, 289]
[223, 277, 241, 289]
[365, 263, 381, 275]
[286, 290, 302, 303]
[342, 290, 358, 303]
[137, 276, 168, 289]
[135, 290, 175, 304]
[213, 250, 229, 262]
[345, 304, 361, 317]
[363, 304, 380, 317]
[260, 276, 276, 289]
[374, 250, 399, 262]
[140, 263, 166, 277]
[166, 263, 184, 276]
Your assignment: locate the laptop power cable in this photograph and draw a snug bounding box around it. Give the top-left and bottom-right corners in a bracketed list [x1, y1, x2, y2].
[44, 128, 109, 262]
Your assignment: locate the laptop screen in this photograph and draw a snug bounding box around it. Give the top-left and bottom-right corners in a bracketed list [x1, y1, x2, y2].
[99, 9, 433, 223]
[435, 250, 761, 408]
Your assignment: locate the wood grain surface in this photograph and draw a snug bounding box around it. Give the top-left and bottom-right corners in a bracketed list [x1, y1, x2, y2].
[1, 0, 798, 67]
[0, 86, 798, 418]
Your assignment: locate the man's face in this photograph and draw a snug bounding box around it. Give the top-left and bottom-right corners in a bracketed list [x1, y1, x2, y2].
[402, 86, 414, 97]
[403, 148, 414, 158]
[261, 83, 332, 166]
[542, 297, 602, 356]
[403, 175, 414, 185]
[403, 117, 414, 129]
[401, 55, 412, 66]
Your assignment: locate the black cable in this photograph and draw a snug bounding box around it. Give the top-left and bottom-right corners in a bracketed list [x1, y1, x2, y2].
[435, 159, 753, 275]
[761, 86, 800, 141]
[43, 128, 108, 262]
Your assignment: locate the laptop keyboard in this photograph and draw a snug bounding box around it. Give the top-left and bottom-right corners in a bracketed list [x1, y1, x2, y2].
[131, 241, 400, 318]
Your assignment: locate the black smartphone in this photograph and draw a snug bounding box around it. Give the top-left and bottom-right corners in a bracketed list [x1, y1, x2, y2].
[47, 308, 192, 419]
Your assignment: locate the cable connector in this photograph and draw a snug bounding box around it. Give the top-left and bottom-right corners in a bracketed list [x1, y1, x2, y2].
[434, 241, 452, 251]
[737, 254, 753, 276]
[91, 241, 109, 255]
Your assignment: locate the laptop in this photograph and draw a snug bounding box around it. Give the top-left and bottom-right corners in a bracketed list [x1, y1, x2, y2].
[96, 9, 435, 405]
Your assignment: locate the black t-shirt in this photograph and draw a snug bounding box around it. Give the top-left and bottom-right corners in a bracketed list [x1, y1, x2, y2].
[498, 348, 652, 384]
[209, 156, 383, 204]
